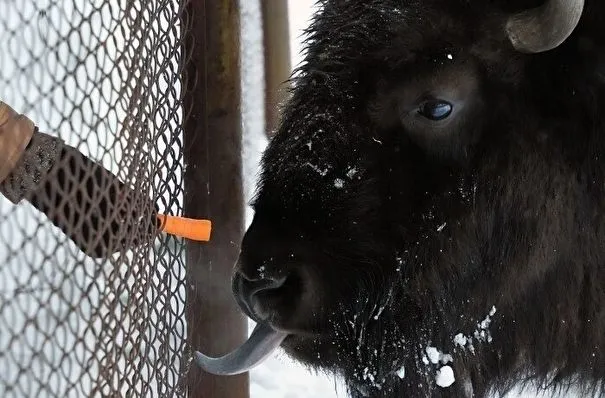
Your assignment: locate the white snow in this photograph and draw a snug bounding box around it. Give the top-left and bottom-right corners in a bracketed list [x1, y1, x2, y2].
[305, 161, 330, 176]
[396, 365, 406, 379]
[426, 346, 441, 364]
[453, 305, 497, 355]
[435, 365, 456, 388]
[346, 167, 358, 179]
[440, 353, 454, 364]
[425, 346, 453, 365]
[454, 333, 468, 348]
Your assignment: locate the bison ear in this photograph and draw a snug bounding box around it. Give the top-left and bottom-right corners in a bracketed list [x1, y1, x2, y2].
[505, 0, 584, 53]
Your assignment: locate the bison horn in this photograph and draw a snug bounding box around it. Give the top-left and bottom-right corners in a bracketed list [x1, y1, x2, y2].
[506, 0, 585, 53]
[194, 323, 288, 376]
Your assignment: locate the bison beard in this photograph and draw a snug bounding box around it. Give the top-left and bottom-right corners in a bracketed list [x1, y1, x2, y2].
[197, 0, 605, 397]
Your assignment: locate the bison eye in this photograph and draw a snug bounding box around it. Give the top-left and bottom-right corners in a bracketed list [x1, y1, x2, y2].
[418, 100, 453, 121]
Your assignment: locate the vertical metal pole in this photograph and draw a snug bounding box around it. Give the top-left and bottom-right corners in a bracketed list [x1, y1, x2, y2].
[262, 0, 292, 138]
[183, 0, 248, 397]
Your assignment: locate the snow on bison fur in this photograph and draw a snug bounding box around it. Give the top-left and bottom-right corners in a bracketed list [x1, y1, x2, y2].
[197, 0, 605, 397]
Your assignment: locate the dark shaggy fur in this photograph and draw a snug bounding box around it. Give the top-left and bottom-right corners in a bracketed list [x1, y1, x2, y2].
[236, 1, 605, 396]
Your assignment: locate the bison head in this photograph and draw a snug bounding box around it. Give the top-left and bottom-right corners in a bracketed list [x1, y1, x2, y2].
[198, 0, 605, 396]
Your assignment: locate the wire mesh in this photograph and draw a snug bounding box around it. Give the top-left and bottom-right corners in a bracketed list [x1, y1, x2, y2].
[0, 0, 194, 396]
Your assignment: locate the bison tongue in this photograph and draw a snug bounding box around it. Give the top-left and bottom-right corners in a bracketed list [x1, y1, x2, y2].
[194, 323, 288, 375]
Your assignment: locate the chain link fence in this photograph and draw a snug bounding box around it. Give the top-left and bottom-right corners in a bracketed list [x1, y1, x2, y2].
[0, 0, 197, 396]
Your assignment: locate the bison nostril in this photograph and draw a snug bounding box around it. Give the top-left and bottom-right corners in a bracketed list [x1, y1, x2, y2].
[244, 274, 287, 296]
[233, 271, 291, 321]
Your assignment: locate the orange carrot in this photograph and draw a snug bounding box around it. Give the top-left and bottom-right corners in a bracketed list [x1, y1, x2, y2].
[157, 214, 212, 242]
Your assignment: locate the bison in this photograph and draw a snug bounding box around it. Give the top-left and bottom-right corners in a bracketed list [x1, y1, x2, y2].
[196, 0, 605, 397]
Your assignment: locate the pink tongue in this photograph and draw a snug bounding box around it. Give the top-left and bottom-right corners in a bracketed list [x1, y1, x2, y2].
[194, 323, 288, 376]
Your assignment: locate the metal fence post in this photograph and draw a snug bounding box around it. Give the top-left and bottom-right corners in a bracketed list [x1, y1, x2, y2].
[262, 0, 292, 138]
